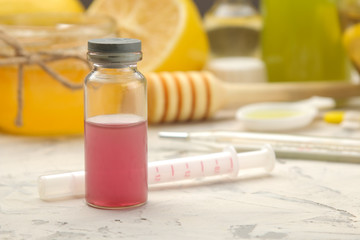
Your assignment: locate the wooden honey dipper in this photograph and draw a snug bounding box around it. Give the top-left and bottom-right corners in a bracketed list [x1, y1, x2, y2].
[145, 71, 360, 123]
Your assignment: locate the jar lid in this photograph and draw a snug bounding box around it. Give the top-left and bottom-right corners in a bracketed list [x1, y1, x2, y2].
[88, 38, 141, 53]
[0, 14, 116, 52]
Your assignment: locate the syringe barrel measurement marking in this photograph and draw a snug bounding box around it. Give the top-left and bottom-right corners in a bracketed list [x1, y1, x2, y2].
[155, 167, 161, 181]
[148, 151, 234, 184]
[230, 157, 234, 171]
[185, 163, 191, 178]
[214, 159, 220, 174]
[171, 165, 175, 177]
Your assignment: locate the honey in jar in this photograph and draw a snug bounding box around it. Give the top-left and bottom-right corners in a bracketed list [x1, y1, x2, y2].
[0, 14, 115, 135]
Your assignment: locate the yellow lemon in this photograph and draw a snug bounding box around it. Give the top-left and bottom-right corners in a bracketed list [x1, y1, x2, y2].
[343, 23, 360, 72]
[0, 0, 84, 15]
[87, 0, 209, 72]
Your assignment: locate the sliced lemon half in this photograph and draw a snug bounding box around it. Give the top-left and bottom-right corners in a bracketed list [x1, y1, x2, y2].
[87, 0, 209, 72]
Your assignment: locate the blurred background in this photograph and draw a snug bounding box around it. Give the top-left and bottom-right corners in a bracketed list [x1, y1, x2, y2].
[81, 0, 261, 16]
[0, 0, 359, 135]
[80, 0, 219, 15]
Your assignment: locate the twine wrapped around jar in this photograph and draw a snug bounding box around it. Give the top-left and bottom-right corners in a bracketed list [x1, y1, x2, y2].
[0, 29, 90, 127]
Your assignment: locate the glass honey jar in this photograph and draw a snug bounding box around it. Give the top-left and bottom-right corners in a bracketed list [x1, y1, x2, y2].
[0, 14, 115, 135]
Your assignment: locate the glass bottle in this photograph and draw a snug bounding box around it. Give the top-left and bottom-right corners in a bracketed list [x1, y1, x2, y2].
[204, 0, 262, 58]
[84, 38, 148, 209]
[261, 0, 350, 82]
[0, 14, 115, 135]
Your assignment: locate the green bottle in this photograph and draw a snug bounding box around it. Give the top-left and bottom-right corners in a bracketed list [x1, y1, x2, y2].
[261, 0, 350, 82]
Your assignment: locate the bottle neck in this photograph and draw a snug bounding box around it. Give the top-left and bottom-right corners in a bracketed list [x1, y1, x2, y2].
[87, 51, 142, 69]
[92, 62, 138, 69]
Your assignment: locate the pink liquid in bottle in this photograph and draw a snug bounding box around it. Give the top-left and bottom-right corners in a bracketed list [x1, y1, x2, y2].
[85, 114, 148, 209]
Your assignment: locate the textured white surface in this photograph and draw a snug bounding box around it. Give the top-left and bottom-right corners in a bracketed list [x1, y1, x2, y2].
[1, 112, 360, 239]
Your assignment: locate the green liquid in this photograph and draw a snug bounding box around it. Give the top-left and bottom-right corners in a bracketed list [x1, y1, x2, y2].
[261, 0, 350, 82]
[207, 26, 260, 58]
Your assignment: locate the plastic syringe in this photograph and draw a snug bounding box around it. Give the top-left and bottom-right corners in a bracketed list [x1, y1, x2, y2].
[38, 145, 275, 201]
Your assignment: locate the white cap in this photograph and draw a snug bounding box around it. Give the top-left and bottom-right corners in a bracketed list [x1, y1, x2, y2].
[205, 57, 267, 83]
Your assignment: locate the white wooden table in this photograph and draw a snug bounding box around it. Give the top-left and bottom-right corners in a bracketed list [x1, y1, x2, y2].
[1, 111, 360, 239]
